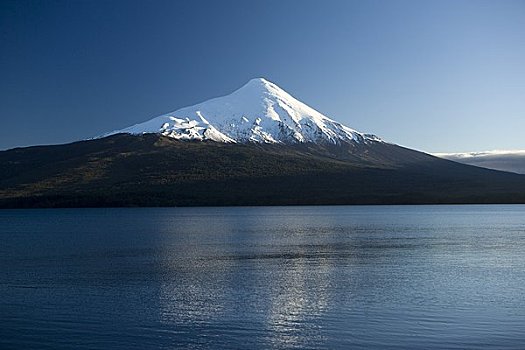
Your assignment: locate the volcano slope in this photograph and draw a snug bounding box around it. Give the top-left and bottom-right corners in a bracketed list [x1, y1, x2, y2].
[1, 133, 525, 208]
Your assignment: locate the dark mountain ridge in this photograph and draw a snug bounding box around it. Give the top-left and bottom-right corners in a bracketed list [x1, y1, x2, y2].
[1, 134, 525, 208]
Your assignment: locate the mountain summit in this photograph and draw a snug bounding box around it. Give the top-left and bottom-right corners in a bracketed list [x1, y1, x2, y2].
[105, 78, 381, 144]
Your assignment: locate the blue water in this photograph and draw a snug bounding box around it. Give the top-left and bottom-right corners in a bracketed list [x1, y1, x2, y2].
[1, 205, 524, 349]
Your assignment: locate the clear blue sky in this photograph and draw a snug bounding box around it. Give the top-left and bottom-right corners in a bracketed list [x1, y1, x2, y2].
[1, 0, 524, 152]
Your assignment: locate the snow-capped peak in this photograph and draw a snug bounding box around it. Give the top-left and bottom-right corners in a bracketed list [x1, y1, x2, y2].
[103, 78, 382, 145]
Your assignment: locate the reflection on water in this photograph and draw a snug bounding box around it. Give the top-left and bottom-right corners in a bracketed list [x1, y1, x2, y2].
[1, 205, 525, 349]
[265, 254, 332, 348]
[155, 210, 338, 348]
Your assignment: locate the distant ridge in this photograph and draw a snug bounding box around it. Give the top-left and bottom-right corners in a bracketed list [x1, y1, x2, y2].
[435, 150, 525, 174]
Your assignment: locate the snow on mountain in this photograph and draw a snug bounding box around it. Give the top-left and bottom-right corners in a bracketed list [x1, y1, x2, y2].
[103, 78, 382, 145]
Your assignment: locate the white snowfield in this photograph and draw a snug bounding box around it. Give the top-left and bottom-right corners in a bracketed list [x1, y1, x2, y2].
[103, 78, 382, 145]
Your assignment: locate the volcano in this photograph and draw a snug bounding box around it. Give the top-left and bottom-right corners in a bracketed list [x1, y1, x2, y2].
[1, 78, 525, 208]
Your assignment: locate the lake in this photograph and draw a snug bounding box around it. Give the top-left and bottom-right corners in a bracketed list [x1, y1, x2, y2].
[1, 205, 524, 349]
